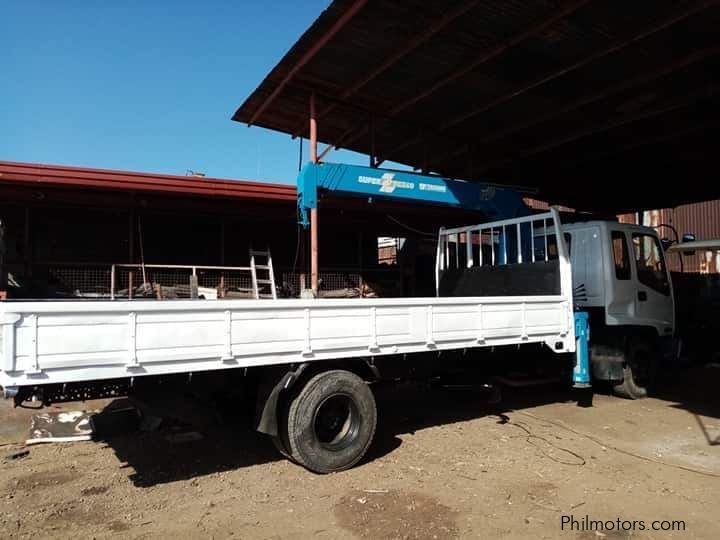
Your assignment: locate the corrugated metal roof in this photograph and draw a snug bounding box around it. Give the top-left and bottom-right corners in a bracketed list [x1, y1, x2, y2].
[232, 0, 720, 213]
[0, 160, 297, 202]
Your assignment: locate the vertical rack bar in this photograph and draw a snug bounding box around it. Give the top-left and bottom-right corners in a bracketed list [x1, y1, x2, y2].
[502, 225, 507, 265]
[516, 222, 522, 264]
[466, 231, 473, 268]
[490, 227, 495, 266]
[530, 220, 535, 262]
[435, 231, 443, 297]
[478, 227, 483, 266]
[454, 234, 459, 268]
[544, 218, 549, 262]
[445, 235, 450, 269]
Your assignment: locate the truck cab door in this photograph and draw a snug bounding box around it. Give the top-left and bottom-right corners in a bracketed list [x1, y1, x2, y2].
[630, 232, 674, 336]
[605, 230, 638, 324]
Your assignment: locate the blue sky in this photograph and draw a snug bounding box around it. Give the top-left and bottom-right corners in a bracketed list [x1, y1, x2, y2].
[1, 0, 377, 184]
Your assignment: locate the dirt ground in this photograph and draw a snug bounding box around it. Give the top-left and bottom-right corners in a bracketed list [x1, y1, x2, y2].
[1, 365, 719, 539]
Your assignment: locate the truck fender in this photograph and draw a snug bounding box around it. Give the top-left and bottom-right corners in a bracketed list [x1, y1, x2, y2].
[255, 363, 309, 436]
[255, 358, 380, 436]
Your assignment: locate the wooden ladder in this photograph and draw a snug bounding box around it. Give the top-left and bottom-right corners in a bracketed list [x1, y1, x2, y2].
[249, 247, 277, 299]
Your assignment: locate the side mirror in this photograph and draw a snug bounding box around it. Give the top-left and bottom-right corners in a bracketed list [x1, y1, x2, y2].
[681, 233, 696, 256]
[660, 238, 674, 251]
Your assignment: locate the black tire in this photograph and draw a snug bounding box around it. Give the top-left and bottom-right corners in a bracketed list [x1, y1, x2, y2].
[270, 435, 293, 460]
[613, 338, 656, 400]
[278, 369, 376, 474]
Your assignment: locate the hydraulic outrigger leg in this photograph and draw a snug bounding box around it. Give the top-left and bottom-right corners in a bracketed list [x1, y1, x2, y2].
[573, 311, 591, 389]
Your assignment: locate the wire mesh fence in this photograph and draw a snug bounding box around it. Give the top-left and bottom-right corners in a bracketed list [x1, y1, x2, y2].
[111, 264, 257, 299]
[281, 271, 362, 294]
[46, 265, 112, 298]
[25, 264, 400, 299]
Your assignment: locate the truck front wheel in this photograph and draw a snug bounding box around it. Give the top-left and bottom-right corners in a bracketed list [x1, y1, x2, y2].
[275, 369, 377, 473]
[613, 338, 656, 400]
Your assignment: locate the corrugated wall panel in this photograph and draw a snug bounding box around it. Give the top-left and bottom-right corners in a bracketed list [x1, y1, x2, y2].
[617, 201, 720, 273]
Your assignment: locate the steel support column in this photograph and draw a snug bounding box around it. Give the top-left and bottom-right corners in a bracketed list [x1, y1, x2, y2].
[310, 93, 319, 295]
[370, 116, 376, 167]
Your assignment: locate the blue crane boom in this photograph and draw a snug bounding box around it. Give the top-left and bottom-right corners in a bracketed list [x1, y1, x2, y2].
[296, 162, 531, 227]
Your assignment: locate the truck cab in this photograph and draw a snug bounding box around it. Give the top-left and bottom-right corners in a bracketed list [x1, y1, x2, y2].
[562, 220, 674, 398]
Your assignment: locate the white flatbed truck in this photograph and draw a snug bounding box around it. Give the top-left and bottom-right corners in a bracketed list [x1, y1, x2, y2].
[1, 209, 584, 471]
[0, 199, 675, 472]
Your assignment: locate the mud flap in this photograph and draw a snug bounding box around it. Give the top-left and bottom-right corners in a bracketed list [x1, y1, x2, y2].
[255, 364, 308, 436]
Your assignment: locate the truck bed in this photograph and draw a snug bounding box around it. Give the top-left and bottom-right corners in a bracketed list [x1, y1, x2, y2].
[1, 295, 574, 390]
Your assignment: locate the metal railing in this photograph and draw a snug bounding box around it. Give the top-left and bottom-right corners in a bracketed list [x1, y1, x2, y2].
[110, 264, 255, 300]
[436, 209, 571, 296]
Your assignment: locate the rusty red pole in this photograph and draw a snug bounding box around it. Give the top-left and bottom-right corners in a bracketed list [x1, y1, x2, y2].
[370, 116, 376, 167]
[310, 92, 319, 295]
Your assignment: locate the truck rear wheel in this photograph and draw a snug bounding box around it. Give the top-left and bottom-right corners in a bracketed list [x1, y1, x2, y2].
[613, 338, 655, 400]
[275, 369, 376, 473]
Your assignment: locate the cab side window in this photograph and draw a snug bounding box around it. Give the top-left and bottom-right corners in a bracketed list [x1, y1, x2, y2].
[611, 231, 631, 280]
[632, 233, 670, 296]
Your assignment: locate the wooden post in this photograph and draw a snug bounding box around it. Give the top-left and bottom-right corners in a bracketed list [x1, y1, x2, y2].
[189, 274, 198, 300]
[310, 92, 319, 295]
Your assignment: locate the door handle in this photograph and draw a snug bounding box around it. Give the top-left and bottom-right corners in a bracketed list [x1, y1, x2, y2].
[637, 291, 648, 302]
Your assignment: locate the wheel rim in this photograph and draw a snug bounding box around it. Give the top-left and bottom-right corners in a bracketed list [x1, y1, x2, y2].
[313, 393, 361, 451]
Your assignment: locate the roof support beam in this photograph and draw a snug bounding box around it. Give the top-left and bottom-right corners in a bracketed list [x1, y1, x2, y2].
[324, 0, 590, 155]
[247, 0, 368, 126]
[383, 0, 718, 163]
[431, 46, 720, 169]
[291, 0, 482, 138]
[556, 123, 710, 171]
[444, 1, 716, 131]
[475, 46, 720, 147]
[317, 141, 335, 162]
[477, 85, 719, 174]
[387, 0, 592, 117]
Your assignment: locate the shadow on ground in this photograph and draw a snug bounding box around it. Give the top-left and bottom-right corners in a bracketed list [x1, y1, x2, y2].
[94, 390, 281, 488]
[94, 362, 720, 487]
[97, 379, 577, 488]
[655, 364, 720, 445]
